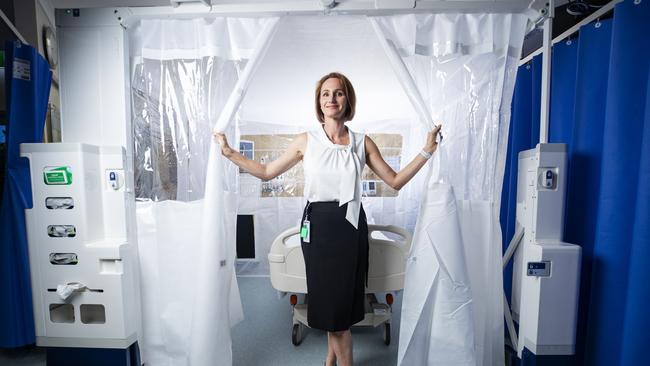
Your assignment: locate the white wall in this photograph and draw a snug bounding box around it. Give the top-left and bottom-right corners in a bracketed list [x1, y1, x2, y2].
[57, 8, 132, 154]
[240, 16, 417, 127]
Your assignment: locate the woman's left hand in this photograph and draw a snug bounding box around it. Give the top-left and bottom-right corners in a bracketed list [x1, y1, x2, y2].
[423, 124, 443, 154]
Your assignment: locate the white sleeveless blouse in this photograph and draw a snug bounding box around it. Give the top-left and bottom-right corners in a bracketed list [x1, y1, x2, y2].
[303, 126, 366, 229]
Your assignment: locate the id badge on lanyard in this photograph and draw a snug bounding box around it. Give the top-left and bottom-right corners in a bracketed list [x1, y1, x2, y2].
[300, 202, 311, 243]
[300, 219, 310, 243]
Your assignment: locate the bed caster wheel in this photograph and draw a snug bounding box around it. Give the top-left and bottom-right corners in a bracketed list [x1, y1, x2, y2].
[292, 324, 302, 346]
[383, 323, 391, 346]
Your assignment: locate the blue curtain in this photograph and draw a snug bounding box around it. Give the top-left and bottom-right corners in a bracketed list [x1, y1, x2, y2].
[0, 42, 52, 347]
[562, 18, 612, 363]
[501, 52, 543, 302]
[502, 0, 650, 364]
[501, 60, 535, 300]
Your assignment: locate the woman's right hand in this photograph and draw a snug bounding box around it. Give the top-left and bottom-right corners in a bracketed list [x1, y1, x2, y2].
[213, 131, 233, 158]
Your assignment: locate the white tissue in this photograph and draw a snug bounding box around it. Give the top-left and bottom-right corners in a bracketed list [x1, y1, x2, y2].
[56, 282, 86, 301]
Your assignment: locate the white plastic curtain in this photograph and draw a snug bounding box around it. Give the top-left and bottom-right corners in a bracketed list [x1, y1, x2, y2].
[129, 17, 279, 366]
[129, 13, 527, 366]
[372, 13, 528, 365]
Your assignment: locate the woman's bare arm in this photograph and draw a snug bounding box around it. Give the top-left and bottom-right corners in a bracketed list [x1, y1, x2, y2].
[213, 132, 307, 181]
[365, 125, 441, 191]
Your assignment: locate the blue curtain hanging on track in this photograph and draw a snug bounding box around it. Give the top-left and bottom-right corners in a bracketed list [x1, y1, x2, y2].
[585, 1, 650, 364]
[561, 17, 612, 364]
[0, 42, 52, 347]
[500, 58, 539, 300]
[501, 0, 649, 364]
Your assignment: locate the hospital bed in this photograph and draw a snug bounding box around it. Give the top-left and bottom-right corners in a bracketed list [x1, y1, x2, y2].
[268, 224, 412, 346]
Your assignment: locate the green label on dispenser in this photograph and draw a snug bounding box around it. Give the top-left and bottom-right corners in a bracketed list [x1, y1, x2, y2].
[43, 166, 72, 185]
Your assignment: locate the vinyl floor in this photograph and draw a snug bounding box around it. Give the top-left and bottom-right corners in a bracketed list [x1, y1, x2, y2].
[0, 276, 402, 366]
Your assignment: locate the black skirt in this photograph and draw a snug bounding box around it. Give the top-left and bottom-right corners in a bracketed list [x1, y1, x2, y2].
[300, 201, 369, 332]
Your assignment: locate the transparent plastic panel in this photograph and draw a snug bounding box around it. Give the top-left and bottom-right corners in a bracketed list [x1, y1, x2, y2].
[131, 57, 242, 201]
[372, 13, 528, 203]
[405, 52, 510, 201]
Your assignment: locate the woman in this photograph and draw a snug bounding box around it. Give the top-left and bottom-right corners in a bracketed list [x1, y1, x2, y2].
[214, 72, 441, 366]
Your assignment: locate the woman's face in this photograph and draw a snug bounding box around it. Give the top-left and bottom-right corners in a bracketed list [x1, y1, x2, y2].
[320, 77, 347, 121]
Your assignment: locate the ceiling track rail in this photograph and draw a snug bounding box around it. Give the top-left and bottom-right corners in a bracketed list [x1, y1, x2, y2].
[117, 0, 537, 27]
[519, 0, 621, 66]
